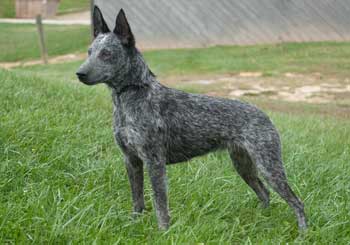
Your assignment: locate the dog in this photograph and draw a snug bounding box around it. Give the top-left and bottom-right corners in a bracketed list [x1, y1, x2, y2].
[76, 6, 307, 230]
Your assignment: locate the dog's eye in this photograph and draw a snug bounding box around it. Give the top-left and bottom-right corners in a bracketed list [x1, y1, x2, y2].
[88, 48, 92, 56]
[99, 49, 112, 59]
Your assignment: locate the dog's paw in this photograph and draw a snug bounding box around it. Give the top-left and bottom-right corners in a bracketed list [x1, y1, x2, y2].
[158, 222, 170, 231]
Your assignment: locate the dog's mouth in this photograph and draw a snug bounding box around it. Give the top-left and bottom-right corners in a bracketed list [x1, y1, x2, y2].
[77, 75, 108, 86]
[79, 80, 99, 86]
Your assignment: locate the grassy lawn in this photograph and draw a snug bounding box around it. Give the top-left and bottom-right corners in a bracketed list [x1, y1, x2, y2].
[145, 42, 350, 78]
[0, 24, 90, 62]
[57, 0, 90, 15]
[1, 58, 350, 243]
[5, 35, 350, 79]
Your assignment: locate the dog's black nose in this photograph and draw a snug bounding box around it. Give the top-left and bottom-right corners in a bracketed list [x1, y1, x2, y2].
[76, 72, 87, 81]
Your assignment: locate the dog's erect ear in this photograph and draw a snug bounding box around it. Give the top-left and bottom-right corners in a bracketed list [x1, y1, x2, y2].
[93, 6, 110, 38]
[113, 9, 135, 47]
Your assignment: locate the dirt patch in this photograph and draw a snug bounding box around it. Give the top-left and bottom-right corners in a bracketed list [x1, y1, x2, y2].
[162, 72, 350, 118]
[0, 53, 87, 69]
[164, 73, 350, 105]
[52, 11, 90, 21]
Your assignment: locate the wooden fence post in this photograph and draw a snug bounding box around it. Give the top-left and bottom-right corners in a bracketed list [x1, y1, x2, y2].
[35, 15, 48, 64]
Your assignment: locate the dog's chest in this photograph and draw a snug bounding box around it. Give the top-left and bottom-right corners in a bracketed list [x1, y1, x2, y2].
[113, 107, 141, 154]
[111, 91, 166, 159]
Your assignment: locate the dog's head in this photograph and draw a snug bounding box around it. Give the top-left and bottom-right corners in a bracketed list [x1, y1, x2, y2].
[76, 7, 135, 86]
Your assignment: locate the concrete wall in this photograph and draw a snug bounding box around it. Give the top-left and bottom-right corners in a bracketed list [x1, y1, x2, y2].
[95, 0, 350, 49]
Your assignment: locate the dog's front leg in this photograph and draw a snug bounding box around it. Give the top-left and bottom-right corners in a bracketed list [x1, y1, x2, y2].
[124, 154, 145, 215]
[146, 160, 170, 230]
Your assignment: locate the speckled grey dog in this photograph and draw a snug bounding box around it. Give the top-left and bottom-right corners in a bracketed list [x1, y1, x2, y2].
[76, 7, 307, 230]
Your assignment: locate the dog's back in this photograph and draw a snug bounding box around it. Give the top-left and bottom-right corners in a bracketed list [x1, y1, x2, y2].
[150, 84, 276, 163]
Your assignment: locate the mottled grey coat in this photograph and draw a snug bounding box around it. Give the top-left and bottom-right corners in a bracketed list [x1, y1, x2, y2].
[76, 7, 307, 230]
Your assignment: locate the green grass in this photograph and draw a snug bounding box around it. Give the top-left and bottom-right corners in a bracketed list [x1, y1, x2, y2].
[0, 24, 90, 62]
[144, 42, 350, 77]
[0, 0, 15, 18]
[57, 0, 89, 15]
[1, 66, 349, 243]
[2, 23, 350, 78]
[8, 40, 350, 79]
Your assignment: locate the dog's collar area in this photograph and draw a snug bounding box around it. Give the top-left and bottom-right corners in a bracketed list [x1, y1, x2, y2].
[115, 84, 147, 96]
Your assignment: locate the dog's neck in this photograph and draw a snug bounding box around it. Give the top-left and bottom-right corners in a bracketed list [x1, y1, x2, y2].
[108, 48, 155, 96]
[109, 48, 157, 107]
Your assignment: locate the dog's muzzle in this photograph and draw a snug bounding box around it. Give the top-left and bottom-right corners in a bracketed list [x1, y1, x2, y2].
[76, 72, 88, 82]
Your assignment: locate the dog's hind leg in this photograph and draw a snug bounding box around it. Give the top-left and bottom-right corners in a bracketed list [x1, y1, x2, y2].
[252, 143, 307, 230]
[228, 145, 270, 208]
